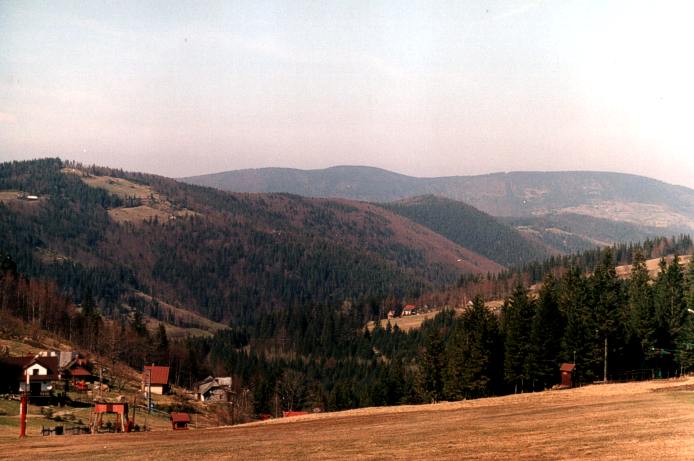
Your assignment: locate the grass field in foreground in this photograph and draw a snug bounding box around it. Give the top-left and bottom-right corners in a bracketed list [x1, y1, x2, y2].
[2, 377, 694, 460]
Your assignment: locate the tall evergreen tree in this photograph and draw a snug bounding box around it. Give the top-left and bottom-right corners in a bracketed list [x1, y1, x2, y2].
[527, 274, 565, 391]
[419, 329, 445, 402]
[626, 251, 656, 368]
[653, 256, 687, 375]
[559, 267, 594, 383]
[504, 284, 535, 392]
[588, 249, 624, 381]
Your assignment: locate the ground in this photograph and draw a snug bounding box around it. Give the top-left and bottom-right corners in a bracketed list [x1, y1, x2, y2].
[3, 377, 694, 460]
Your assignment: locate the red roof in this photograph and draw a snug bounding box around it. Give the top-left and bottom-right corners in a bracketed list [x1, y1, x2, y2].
[0, 355, 34, 368]
[560, 363, 576, 372]
[69, 367, 92, 377]
[143, 365, 170, 385]
[170, 412, 190, 423]
[403, 304, 417, 311]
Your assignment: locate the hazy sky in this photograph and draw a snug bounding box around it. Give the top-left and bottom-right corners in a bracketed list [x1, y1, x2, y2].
[1, 1, 694, 187]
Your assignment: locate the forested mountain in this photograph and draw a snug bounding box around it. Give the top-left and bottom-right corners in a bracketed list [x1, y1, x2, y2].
[182, 166, 694, 240]
[381, 195, 550, 267]
[0, 158, 503, 325]
[504, 213, 669, 254]
[4, 158, 694, 419]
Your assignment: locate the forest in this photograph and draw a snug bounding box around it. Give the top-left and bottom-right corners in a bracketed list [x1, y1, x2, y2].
[2, 245, 694, 414]
[1, 158, 694, 416]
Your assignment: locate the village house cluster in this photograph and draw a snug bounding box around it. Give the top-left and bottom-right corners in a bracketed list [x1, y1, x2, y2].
[387, 304, 419, 319]
[0, 350, 95, 400]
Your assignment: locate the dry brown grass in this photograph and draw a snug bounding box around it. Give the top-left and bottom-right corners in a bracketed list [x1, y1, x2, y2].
[62, 169, 198, 223]
[615, 254, 691, 279]
[561, 201, 694, 230]
[78, 174, 155, 201]
[373, 300, 505, 332]
[133, 292, 228, 339]
[4, 377, 694, 460]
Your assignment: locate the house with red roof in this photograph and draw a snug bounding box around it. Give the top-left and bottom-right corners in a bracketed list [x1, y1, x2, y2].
[143, 365, 171, 395]
[401, 304, 418, 316]
[0, 350, 94, 396]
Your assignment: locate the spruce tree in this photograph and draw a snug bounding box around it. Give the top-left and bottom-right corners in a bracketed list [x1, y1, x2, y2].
[504, 284, 535, 392]
[527, 274, 565, 391]
[559, 267, 594, 383]
[627, 251, 656, 367]
[420, 330, 445, 402]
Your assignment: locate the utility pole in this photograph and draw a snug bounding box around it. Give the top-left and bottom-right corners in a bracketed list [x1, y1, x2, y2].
[604, 337, 608, 383]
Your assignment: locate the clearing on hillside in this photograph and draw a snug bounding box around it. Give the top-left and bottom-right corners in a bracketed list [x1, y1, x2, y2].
[4, 377, 694, 460]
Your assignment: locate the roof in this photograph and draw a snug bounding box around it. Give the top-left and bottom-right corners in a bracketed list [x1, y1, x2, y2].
[31, 356, 59, 373]
[0, 355, 34, 368]
[560, 363, 576, 372]
[143, 365, 170, 385]
[170, 412, 191, 423]
[196, 376, 232, 396]
[403, 304, 417, 310]
[69, 367, 92, 377]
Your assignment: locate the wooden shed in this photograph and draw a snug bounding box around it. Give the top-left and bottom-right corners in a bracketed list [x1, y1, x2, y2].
[559, 363, 576, 388]
[170, 412, 191, 430]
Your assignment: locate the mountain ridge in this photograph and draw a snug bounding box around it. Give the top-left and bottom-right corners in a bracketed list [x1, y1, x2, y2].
[181, 165, 694, 219]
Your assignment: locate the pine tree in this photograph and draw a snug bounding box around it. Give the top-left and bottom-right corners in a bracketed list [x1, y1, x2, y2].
[504, 284, 535, 392]
[627, 251, 656, 367]
[153, 323, 170, 365]
[419, 330, 445, 402]
[461, 296, 501, 398]
[652, 256, 687, 374]
[588, 249, 624, 381]
[679, 257, 694, 371]
[559, 267, 594, 383]
[527, 274, 565, 391]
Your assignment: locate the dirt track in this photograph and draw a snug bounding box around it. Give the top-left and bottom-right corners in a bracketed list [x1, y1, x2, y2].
[3, 378, 694, 460]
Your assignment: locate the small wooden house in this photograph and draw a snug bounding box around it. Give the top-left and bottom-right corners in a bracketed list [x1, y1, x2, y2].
[143, 365, 171, 395]
[559, 363, 576, 388]
[170, 412, 191, 430]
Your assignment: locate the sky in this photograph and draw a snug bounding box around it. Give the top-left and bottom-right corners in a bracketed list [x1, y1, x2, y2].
[1, 0, 694, 187]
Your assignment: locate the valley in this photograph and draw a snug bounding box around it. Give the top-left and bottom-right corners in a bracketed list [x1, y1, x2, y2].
[4, 378, 694, 460]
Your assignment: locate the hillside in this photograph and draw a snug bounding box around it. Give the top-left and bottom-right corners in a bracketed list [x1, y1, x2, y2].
[5, 378, 694, 460]
[381, 195, 550, 266]
[0, 159, 501, 325]
[182, 166, 694, 236]
[505, 213, 669, 254]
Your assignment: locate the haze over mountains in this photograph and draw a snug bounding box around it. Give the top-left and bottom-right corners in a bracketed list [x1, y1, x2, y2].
[182, 166, 694, 252]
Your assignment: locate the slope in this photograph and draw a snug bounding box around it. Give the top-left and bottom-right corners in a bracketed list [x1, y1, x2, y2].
[0, 159, 501, 325]
[381, 195, 550, 266]
[182, 166, 694, 232]
[505, 212, 670, 254]
[5, 378, 694, 460]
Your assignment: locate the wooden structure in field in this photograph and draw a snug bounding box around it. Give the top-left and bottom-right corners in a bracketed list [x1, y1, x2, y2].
[89, 402, 132, 433]
[170, 412, 191, 430]
[559, 363, 576, 389]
